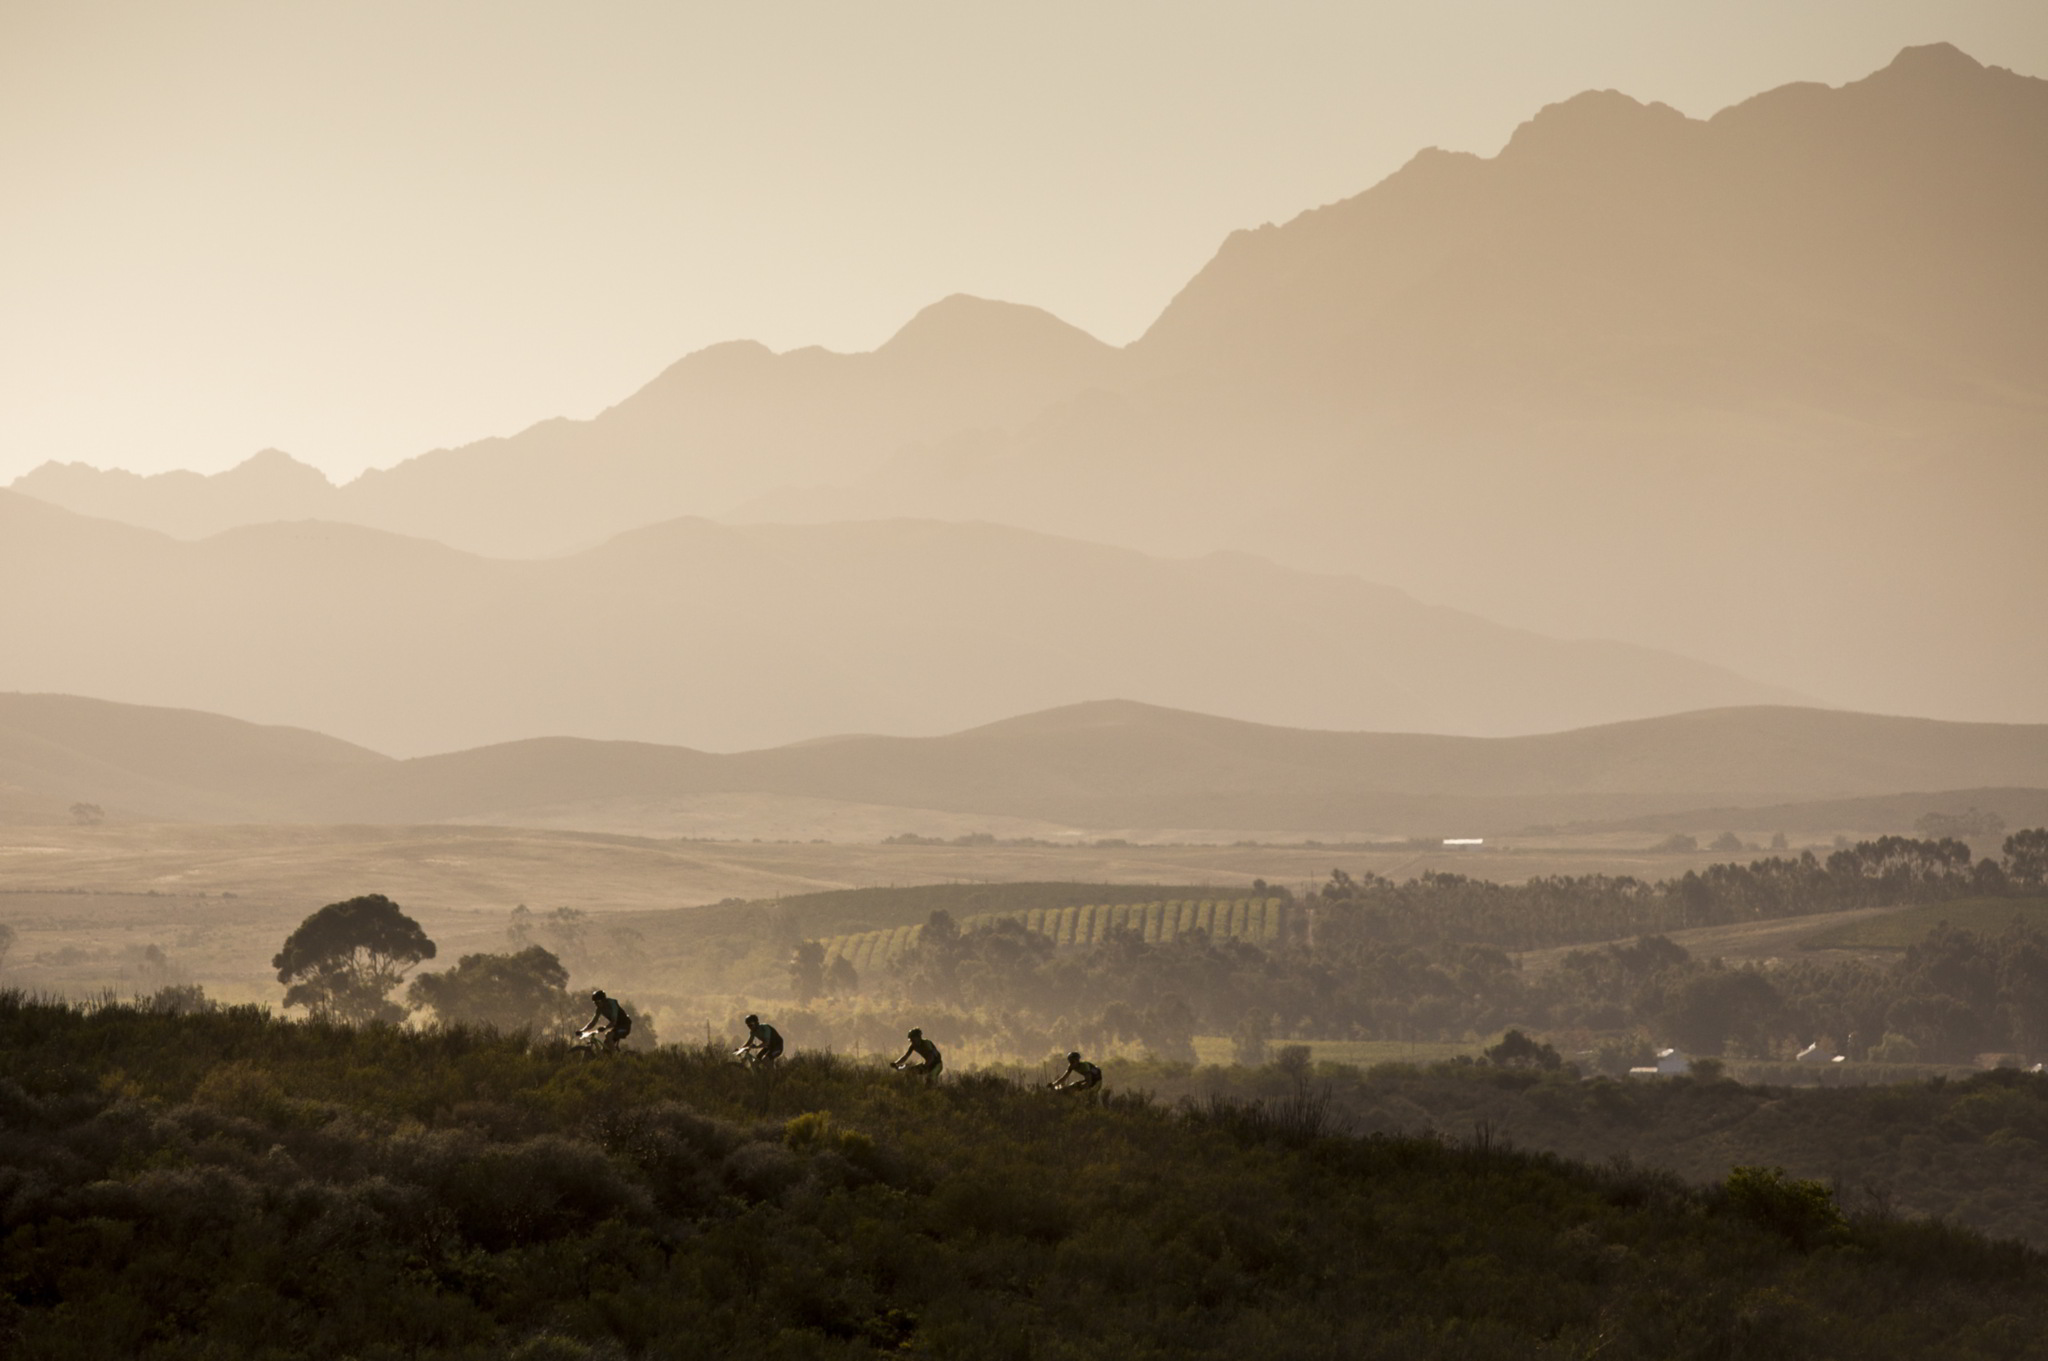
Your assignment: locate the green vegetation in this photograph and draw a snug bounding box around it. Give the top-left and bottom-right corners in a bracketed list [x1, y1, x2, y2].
[1145, 1058, 2048, 1249]
[742, 882, 1234, 942]
[1802, 897, 2048, 950]
[756, 884, 2048, 1073]
[408, 944, 577, 1032]
[271, 893, 437, 1025]
[821, 897, 1287, 973]
[4, 991, 2046, 1359]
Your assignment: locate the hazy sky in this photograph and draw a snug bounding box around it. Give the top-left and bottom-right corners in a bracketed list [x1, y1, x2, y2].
[4, 1, 2043, 485]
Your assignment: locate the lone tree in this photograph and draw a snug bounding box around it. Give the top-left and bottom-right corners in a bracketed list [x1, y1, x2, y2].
[272, 894, 436, 1025]
[407, 945, 572, 1032]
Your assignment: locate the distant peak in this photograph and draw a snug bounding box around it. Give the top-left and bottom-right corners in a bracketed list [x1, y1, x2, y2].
[239, 447, 300, 466]
[1499, 88, 1692, 163]
[227, 448, 333, 487]
[1880, 42, 1985, 78]
[878, 294, 1111, 360]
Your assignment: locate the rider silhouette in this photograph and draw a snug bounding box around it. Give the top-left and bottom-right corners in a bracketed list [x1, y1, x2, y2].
[1049, 1051, 1101, 1092]
[736, 1012, 784, 1064]
[892, 1028, 943, 1079]
[579, 990, 632, 1050]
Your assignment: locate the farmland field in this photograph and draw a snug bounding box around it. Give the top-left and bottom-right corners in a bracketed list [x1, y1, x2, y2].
[0, 818, 1954, 1007]
[1798, 896, 2048, 950]
[821, 896, 1289, 971]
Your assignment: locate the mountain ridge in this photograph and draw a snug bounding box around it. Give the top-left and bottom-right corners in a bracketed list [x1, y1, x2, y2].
[0, 490, 1802, 758]
[10, 46, 2045, 724]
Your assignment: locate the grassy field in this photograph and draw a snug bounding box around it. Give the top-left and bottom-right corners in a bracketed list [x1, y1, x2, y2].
[1509, 904, 1905, 977]
[1798, 897, 2048, 950]
[0, 820, 1776, 905]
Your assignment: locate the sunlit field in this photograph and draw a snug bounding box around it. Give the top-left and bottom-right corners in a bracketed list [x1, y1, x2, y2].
[1800, 897, 2048, 950]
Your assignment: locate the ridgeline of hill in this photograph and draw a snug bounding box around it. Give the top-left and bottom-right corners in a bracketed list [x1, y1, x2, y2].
[0, 494, 1802, 757]
[2, 991, 2045, 1360]
[744, 44, 2048, 726]
[6, 691, 2048, 841]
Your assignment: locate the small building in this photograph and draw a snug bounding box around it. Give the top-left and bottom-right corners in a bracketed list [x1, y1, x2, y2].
[1628, 1048, 1691, 1078]
[1442, 838, 1484, 849]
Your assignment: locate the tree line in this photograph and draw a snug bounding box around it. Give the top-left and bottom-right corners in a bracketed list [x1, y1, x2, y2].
[247, 831, 2047, 1070]
[759, 831, 2048, 1066]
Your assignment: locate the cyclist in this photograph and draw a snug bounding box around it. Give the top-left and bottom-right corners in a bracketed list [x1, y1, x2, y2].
[578, 989, 632, 1052]
[892, 1027, 943, 1080]
[1048, 1051, 1102, 1093]
[735, 1012, 785, 1065]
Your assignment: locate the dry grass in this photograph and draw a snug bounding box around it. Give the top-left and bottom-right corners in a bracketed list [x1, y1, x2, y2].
[1797, 897, 2048, 950]
[1511, 905, 1910, 976]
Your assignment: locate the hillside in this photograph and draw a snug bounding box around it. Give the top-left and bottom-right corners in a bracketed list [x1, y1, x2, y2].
[0, 692, 389, 824]
[8, 687, 2048, 839]
[744, 45, 2048, 726]
[1563, 787, 2048, 839]
[1164, 1060, 2048, 1252]
[3, 993, 2044, 1359]
[302, 700, 2048, 835]
[10, 295, 1117, 554]
[0, 493, 1798, 757]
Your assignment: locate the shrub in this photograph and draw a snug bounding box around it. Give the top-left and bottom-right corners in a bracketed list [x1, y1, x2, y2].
[1722, 1165, 1846, 1250]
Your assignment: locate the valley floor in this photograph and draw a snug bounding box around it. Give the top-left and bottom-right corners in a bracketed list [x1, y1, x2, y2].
[0, 821, 1768, 1006]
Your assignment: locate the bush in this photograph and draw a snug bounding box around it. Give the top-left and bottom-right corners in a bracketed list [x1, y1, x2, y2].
[1722, 1165, 1846, 1250]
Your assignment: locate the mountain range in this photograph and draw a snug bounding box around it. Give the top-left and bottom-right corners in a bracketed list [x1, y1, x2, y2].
[6, 691, 2047, 841]
[0, 489, 1797, 757]
[12, 45, 2046, 729]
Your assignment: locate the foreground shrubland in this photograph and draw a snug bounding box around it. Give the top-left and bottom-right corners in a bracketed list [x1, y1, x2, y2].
[1149, 1057, 2048, 1249]
[2, 993, 2044, 1360]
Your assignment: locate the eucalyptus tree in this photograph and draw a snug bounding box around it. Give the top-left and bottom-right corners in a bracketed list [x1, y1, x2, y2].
[272, 894, 436, 1025]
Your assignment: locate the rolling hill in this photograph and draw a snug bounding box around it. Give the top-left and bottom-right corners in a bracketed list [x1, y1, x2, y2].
[0, 492, 1799, 757]
[0, 692, 387, 824]
[8, 690, 2047, 840]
